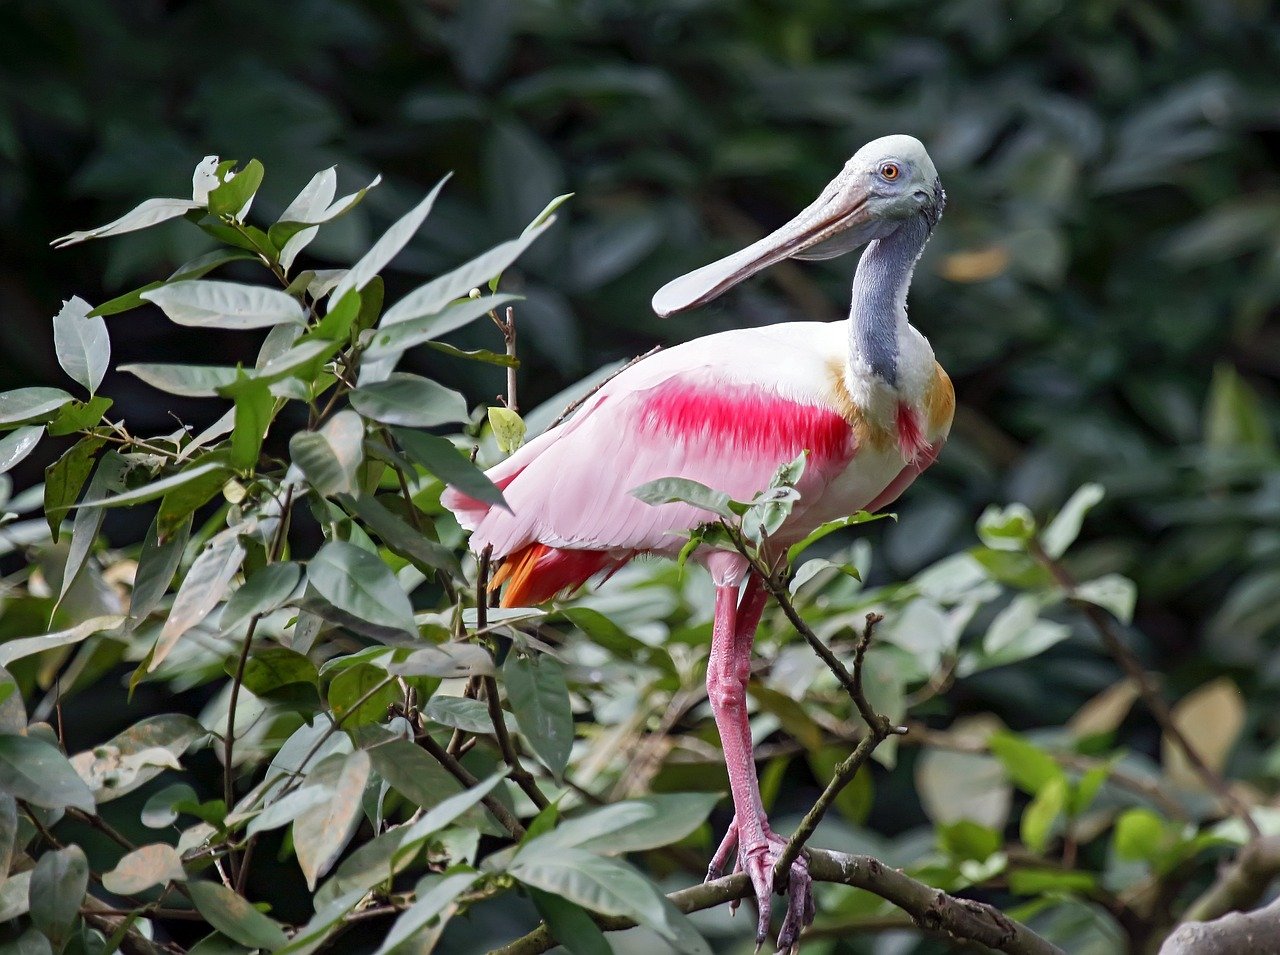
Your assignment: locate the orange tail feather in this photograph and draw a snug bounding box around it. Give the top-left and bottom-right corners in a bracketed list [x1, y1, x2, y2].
[490, 543, 620, 607]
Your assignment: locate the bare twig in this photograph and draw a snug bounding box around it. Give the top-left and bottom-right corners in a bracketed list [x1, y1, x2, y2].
[415, 731, 526, 839]
[773, 613, 894, 890]
[476, 544, 550, 810]
[491, 845, 1065, 955]
[546, 345, 662, 430]
[1029, 541, 1259, 839]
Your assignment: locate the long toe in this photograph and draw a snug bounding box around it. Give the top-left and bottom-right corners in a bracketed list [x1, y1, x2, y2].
[774, 857, 813, 952]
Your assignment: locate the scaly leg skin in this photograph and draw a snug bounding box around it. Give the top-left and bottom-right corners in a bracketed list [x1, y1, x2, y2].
[706, 576, 814, 951]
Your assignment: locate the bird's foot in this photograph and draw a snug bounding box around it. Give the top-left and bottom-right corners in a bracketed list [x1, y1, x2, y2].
[708, 820, 814, 952]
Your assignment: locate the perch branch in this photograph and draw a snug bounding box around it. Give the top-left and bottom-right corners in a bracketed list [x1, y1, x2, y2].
[491, 846, 1065, 955]
[1160, 893, 1280, 955]
[1179, 836, 1280, 924]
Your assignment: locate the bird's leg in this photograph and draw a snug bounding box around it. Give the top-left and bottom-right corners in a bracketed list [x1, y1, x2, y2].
[707, 576, 813, 951]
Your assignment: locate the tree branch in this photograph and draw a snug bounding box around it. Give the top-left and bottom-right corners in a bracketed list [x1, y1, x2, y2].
[490, 846, 1065, 955]
[1160, 894, 1280, 955]
[1180, 836, 1280, 924]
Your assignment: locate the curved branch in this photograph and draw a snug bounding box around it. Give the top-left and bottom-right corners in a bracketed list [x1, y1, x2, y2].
[1159, 894, 1280, 955]
[490, 846, 1064, 955]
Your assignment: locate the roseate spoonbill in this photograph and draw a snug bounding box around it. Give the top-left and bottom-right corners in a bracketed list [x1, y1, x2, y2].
[442, 134, 951, 950]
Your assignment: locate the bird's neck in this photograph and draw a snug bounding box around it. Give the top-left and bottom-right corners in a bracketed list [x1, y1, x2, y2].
[847, 216, 930, 389]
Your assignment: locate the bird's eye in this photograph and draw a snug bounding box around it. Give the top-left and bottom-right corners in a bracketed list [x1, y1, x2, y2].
[879, 162, 900, 181]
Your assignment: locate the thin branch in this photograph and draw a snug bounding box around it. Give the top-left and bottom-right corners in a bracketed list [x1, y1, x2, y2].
[415, 731, 526, 839]
[223, 613, 262, 885]
[476, 544, 550, 810]
[546, 346, 661, 430]
[1179, 836, 1280, 924]
[773, 613, 891, 890]
[490, 845, 1065, 955]
[1029, 541, 1259, 839]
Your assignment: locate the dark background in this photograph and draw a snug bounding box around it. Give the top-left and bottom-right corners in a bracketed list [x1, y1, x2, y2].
[2, 1, 1279, 946]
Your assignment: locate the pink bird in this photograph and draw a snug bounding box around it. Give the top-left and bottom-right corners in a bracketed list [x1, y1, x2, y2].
[442, 134, 952, 950]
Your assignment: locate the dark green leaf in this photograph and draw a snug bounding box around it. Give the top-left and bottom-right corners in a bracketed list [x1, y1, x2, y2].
[531, 888, 611, 955]
[208, 159, 265, 219]
[0, 735, 94, 811]
[630, 478, 734, 519]
[221, 563, 301, 634]
[372, 870, 476, 955]
[47, 396, 113, 436]
[391, 427, 506, 508]
[305, 540, 416, 641]
[30, 844, 89, 951]
[504, 653, 573, 781]
[188, 881, 288, 951]
[44, 435, 103, 542]
[294, 750, 370, 889]
[291, 411, 364, 498]
[988, 732, 1065, 795]
[226, 375, 273, 470]
[341, 493, 460, 575]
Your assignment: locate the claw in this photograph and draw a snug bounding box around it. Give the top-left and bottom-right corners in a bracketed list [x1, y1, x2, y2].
[714, 826, 813, 952]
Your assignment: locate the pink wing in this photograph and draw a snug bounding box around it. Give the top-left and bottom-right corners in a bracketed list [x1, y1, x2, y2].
[443, 370, 857, 563]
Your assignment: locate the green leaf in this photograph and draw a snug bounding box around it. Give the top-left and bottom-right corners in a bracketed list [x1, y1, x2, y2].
[0, 793, 15, 891]
[47, 396, 113, 436]
[341, 493, 460, 576]
[52, 296, 109, 394]
[630, 477, 734, 519]
[332, 174, 451, 303]
[0, 426, 43, 474]
[378, 224, 552, 331]
[157, 466, 229, 541]
[142, 281, 307, 329]
[423, 696, 498, 734]
[504, 653, 573, 781]
[1040, 484, 1105, 559]
[221, 563, 302, 634]
[51, 197, 202, 248]
[153, 530, 246, 670]
[305, 540, 416, 641]
[188, 881, 288, 951]
[101, 843, 186, 895]
[141, 783, 199, 828]
[531, 888, 611, 955]
[976, 503, 1038, 552]
[0, 615, 125, 667]
[247, 785, 333, 838]
[291, 411, 364, 498]
[786, 511, 886, 564]
[509, 848, 707, 954]
[391, 428, 506, 508]
[536, 793, 718, 855]
[349, 374, 468, 427]
[255, 337, 341, 384]
[295, 750, 371, 889]
[362, 293, 522, 360]
[44, 435, 104, 542]
[1074, 574, 1137, 624]
[326, 663, 398, 725]
[119, 363, 241, 397]
[989, 732, 1065, 795]
[372, 870, 476, 955]
[1020, 775, 1067, 854]
[0, 387, 72, 427]
[30, 844, 89, 952]
[488, 406, 526, 453]
[273, 168, 337, 272]
[129, 514, 190, 626]
[1113, 808, 1166, 862]
[208, 159, 265, 219]
[60, 451, 127, 601]
[366, 739, 487, 827]
[1007, 868, 1097, 896]
[1204, 363, 1274, 453]
[938, 820, 1002, 863]
[313, 289, 361, 341]
[393, 770, 508, 851]
[225, 374, 274, 471]
[0, 735, 94, 811]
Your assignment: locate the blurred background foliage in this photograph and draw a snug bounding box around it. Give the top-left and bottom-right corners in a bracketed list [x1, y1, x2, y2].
[1, 0, 1279, 950]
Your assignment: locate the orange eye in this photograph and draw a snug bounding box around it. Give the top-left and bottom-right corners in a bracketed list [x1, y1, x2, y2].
[879, 162, 900, 181]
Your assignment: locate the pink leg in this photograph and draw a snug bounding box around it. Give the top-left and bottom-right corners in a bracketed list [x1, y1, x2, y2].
[707, 575, 813, 951]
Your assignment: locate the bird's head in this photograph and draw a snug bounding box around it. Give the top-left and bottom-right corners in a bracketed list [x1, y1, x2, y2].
[652, 134, 944, 317]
